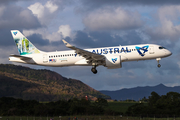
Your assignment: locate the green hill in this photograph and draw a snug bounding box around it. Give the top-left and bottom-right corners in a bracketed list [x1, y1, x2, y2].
[0, 64, 110, 101]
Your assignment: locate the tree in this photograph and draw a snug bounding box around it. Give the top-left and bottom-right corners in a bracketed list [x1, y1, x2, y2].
[126, 103, 146, 115]
[126, 92, 180, 115]
[93, 98, 108, 114]
[148, 91, 160, 107]
[155, 92, 180, 114]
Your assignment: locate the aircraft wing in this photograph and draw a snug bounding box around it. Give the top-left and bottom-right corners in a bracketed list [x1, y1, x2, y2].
[62, 40, 104, 61]
[10, 54, 32, 60]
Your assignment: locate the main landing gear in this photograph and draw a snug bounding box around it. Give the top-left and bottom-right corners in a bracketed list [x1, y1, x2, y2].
[91, 66, 97, 74]
[156, 58, 161, 68]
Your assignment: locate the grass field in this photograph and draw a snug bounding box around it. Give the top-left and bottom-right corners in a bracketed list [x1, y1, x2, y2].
[108, 101, 138, 113]
[0, 116, 180, 120]
[0, 102, 160, 120]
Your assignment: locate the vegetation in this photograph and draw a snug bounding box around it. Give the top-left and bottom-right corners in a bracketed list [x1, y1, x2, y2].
[0, 97, 121, 116]
[2, 116, 180, 120]
[2, 64, 180, 117]
[108, 101, 137, 114]
[0, 64, 110, 101]
[126, 91, 180, 117]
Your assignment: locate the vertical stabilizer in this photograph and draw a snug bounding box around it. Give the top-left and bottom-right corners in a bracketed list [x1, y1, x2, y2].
[11, 30, 41, 55]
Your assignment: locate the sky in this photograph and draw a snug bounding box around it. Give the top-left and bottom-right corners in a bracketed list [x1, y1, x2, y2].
[1, 0, 180, 91]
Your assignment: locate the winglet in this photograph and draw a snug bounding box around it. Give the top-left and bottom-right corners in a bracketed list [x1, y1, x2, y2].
[62, 40, 74, 48]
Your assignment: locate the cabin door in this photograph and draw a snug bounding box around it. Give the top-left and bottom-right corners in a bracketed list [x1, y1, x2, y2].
[149, 46, 154, 54]
[43, 54, 48, 63]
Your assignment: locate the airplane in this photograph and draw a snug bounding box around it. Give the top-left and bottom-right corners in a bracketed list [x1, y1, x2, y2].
[9, 30, 172, 74]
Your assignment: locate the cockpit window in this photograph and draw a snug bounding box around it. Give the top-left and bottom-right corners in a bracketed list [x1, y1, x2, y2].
[159, 46, 166, 49]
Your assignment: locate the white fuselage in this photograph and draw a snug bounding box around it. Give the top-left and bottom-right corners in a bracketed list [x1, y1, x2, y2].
[9, 44, 172, 67]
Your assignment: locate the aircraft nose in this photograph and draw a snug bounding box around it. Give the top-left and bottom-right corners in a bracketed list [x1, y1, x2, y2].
[166, 50, 172, 56]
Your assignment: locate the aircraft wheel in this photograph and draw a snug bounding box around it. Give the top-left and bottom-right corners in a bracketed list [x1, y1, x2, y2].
[157, 64, 161, 68]
[91, 68, 97, 74]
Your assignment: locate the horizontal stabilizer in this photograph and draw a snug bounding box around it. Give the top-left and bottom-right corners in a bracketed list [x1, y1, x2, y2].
[10, 54, 32, 60]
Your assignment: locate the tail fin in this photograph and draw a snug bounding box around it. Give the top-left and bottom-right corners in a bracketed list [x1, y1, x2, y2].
[11, 30, 41, 55]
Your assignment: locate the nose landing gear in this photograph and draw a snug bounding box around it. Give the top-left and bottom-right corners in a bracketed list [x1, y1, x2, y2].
[156, 58, 161, 68]
[157, 64, 161, 68]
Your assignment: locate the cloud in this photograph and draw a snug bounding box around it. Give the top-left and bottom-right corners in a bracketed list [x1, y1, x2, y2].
[28, 1, 58, 25]
[0, 0, 179, 91]
[80, 0, 180, 7]
[0, 0, 22, 4]
[72, 30, 144, 49]
[0, 29, 15, 46]
[0, 5, 41, 30]
[26, 33, 67, 52]
[28, 0, 72, 25]
[26, 34, 50, 46]
[23, 28, 62, 42]
[145, 5, 180, 41]
[83, 7, 143, 31]
[0, 46, 18, 64]
[0, 6, 5, 17]
[23, 24, 72, 42]
[58, 25, 71, 38]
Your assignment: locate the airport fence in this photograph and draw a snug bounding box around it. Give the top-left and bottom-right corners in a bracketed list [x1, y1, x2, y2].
[1, 115, 180, 120]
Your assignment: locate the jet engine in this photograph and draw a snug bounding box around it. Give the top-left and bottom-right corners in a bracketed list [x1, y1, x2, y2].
[105, 55, 122, 69]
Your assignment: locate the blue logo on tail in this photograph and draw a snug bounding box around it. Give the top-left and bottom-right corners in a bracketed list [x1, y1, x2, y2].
[135, 45, 149, 57]
[112, 58, 117, 63]
[13, 32, 17, 36]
